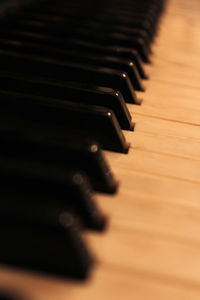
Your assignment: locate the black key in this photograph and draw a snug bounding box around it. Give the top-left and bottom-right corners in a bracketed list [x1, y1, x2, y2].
[0, 213, 93, 279]
[87, 55, 144, 91]
[31, 14, 151, 45]
[113, 46, 148, 79]
[9, 14, 151, 48]
[0, 90, 130, 153]
[0, 71, 134, 130]
[20, 2, 159, 27]
[0, 196, 106, 233]
[65, 28, 151, 63]
[18, 0, 165, 35]
[7, 19, 151, 63]
[0, 29, 147, 79]
[0, 39, 144, 91]
[0, 156, 106, 231]
[0, 50, 137, 104]
[19, 4, 155, 40]
[0, 128, 118, 193]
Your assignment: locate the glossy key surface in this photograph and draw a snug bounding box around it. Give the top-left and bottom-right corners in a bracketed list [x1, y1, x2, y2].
[0, 50, 137, 103]
[0, 91, 129, 153]
[0, 72, 134, 130]
[0, 129, 118, 193]
[0, 214, 93, 279]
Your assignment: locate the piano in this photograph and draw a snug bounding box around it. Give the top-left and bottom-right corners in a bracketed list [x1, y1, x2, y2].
[1, 0, 200, 299]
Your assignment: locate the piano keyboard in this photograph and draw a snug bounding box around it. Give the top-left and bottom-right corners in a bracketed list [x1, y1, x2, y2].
[1, 0, 200, 298]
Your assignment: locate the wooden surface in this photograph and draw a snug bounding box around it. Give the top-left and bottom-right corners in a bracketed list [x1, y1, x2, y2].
[1, 0, 200, 298]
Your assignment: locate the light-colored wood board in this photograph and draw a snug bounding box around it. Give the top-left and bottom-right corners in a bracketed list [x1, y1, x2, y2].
[131, 102, 200, 125]
[105, 148, 200, 184]
[124, 130, 200, 160]
[2, 263, 200, 300]
[87, 225, 200, 283]
[134, 113, 200, 140]
[108, 168, 200, 206]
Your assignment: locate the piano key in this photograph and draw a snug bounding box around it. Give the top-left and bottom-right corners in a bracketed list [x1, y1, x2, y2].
[0, 40, 144, 91]
[21, 0, 161, 29]
[0, 157, 106, 231]
[28, 14, 150, 45]
[0, 71, 133, 130]
[0, 90, 130, 153]
[105, 3, 164, 19]
[0, 197, 106, 234]
[11, 14, 151, 49]
[99, 17, 158, 43]
[91, 24, 150, 46]
[102, 6, 158, 19]
[113, 47, 148, 79]
[25, 0, 159, 13]
[96, 32, 151, 63]
[0, 0, 170, 292]
[0, 49, 137, 103]
[26, 2, 159, 36]
[0, 28, 148, 79]
[78, 13, 154, 38]
[0, 214, 93, 279]
[2, 2, 157, 60]
[8, 19, 151, 63]
[0, 39, 144, 91]
[0, 129, 118, 193]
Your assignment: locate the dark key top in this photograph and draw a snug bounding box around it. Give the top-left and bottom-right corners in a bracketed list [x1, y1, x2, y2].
[0, 157, 106, 231]
[10, 13, 151, 49]
[95, 12, 154, 37]
[0, 213, 93, 279]
[65, 28, 151, 63]
[0, 50, 137, 103]
[0, 128, 118, 193]
[0, 29, 147, 79]
[23, 14, 151, 46]
[20, 5, 157, 31]
[25, 0, 165, 46]
[0, 72, 133, 130]
[0, 90, 130, 153]
[112, 46, 148, 79]
[0, 196, 107, 233]
[0, 39, 144, 91]
[8, 19, 151, 63]
[19, 4, 155, 39]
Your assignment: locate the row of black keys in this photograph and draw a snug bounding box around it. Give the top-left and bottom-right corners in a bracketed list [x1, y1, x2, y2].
[0, 0, 166, 281]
